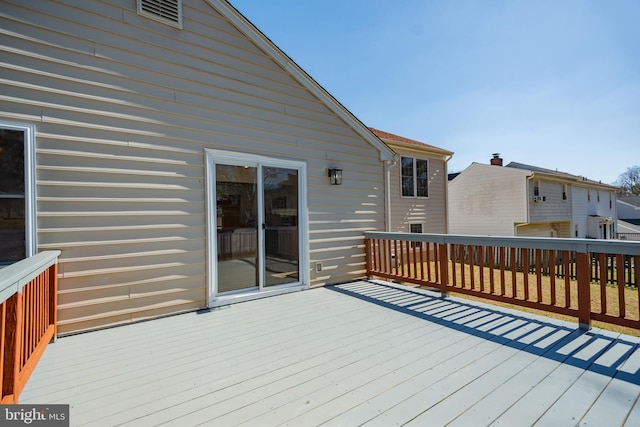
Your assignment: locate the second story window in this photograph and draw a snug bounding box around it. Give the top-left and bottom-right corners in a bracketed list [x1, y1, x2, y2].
[562, 184, 567, 201]
[534, 181, 540, 196]
[401, 157, 429, 198]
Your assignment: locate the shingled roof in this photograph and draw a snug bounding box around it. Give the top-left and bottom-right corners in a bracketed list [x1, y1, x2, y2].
[369, 127, 453, 155]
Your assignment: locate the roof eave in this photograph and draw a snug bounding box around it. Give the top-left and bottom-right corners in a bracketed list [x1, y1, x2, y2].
[384, 139, 454, 157]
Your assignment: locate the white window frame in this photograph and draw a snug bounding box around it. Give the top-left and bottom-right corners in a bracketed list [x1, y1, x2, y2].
[0, 121, 37, 263]
[400, 156, 429, 198]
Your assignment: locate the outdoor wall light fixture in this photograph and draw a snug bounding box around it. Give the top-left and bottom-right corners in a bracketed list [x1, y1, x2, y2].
[328, 168, 343, 185]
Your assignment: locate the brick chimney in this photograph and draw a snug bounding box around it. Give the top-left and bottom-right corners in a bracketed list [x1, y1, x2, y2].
[490, 153, 503, 166]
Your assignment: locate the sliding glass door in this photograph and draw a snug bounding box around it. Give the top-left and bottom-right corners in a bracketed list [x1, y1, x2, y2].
[262, 166, 299, 287]
[208, 151, 305, 298]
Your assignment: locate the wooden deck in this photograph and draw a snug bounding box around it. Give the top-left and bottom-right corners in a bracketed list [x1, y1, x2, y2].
[21, 280, 640, 426]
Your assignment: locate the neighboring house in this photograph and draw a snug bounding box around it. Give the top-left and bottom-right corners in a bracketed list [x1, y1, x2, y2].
[617, 195, 640, 225]
[448, 154, 618, 238]
[617, 195, 640, 240]
[0, 0, 399, 333]
[369, 128, 453, 234]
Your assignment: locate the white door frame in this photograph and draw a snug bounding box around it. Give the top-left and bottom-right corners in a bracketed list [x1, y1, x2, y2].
[205, 149, 309, 306]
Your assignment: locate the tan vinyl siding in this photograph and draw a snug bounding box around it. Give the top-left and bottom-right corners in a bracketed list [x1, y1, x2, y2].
[389, 149, 448, 233]
[1, 0, 385, 333]
[516, 221, 571, 238]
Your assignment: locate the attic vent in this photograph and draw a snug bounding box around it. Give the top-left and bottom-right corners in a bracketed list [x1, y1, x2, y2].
[138, 0, 182, 28]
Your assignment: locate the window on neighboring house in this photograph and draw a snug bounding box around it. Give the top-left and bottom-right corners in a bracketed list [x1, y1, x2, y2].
[137, 0, 183, 28]
[562, 184, 567, 201]
[0, 122, 36, 265]
[609, 193, 612, 209]
[575, 224, 579, 237]
[597, 190, 600, 202]
[409, 223, 423, 248]
[587, 189, 591, 202]
[410, 223, 423, 234]
[401, 157, 429, 198]
[533, 180, 540, 196]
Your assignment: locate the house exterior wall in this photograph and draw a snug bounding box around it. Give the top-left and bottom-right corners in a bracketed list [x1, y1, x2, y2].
[618, 200, 640, 220]
[572, 185, 616, 238]
[515, 221, 571, 238]
[571, 186, 589, 237]
[528, 179, 572, 223]
[388, 147, 448, 234]
[1, 0, 387, 333]
[448, 163, 529, 236]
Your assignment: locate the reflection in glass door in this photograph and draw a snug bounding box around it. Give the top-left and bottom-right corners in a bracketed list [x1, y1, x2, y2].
[215, 164, 258, 293]
[262, 167, 299, 287]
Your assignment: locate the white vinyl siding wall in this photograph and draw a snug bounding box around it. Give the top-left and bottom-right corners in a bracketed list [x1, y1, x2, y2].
[528, 179, 572, 223]
[448, 163, 529, 236]
[1, 0, 386, 333]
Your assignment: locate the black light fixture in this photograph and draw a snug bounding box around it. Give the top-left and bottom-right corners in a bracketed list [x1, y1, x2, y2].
[328, 168, 343, 185]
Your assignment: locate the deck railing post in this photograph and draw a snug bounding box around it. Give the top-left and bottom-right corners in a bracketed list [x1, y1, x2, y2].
[48, 263, 58, 342]
[2, 292, 23, 404]
[438, 243, 450, 298]
[576, 251, 591, 330]
[365, 238, 373, 279]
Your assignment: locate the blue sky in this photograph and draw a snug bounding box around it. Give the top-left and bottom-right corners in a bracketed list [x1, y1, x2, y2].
[230, 0, 639, 184]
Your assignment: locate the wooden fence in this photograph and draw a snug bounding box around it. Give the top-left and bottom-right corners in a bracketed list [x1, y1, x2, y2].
[365, 233, 640, 331]
[1, 251, 60, 404]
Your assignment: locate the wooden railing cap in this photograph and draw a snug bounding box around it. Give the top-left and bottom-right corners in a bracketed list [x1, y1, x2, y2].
[0, 251, 61, 304]
[364, 232, 640, 255]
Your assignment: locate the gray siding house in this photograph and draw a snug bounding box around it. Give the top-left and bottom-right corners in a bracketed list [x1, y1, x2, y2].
[448, 155, 618, 238]
[0, 0, 398, 333]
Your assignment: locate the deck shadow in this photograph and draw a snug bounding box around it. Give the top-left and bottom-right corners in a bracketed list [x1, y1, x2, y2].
[328, 280, 640, 385]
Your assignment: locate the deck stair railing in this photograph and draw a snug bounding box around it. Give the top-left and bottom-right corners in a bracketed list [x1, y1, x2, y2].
[365, 232, 640, 331]
[0, 251, 60, 404]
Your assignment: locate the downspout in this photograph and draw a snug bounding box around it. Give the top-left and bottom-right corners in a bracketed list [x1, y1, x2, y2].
[385, 155, 398, 232]
[444, 153, 453, 234]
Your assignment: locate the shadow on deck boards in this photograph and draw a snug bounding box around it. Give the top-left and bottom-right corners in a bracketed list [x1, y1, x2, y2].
[328, 280, 640, 385]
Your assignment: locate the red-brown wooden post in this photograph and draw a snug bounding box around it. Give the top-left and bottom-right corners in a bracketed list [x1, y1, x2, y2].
[365, 238, 373, 278]
[2, 292, 24, 404]
[510, 247, 517, 298]
[616, 254, 626, 319]
[576, 251, 591, 330]
[438, 243, 449, 297]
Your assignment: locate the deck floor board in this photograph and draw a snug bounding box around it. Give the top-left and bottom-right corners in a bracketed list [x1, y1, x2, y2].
[20, 280, 640, 426]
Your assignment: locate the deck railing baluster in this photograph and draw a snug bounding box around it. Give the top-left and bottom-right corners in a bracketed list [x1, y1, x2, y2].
[364, 232, 640, 331]
[617, 253, 626, 318]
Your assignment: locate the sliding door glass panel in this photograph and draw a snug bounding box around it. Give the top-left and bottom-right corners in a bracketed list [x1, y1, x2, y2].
[216, 164, 258, 293]
[262, 167, 299, 287]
